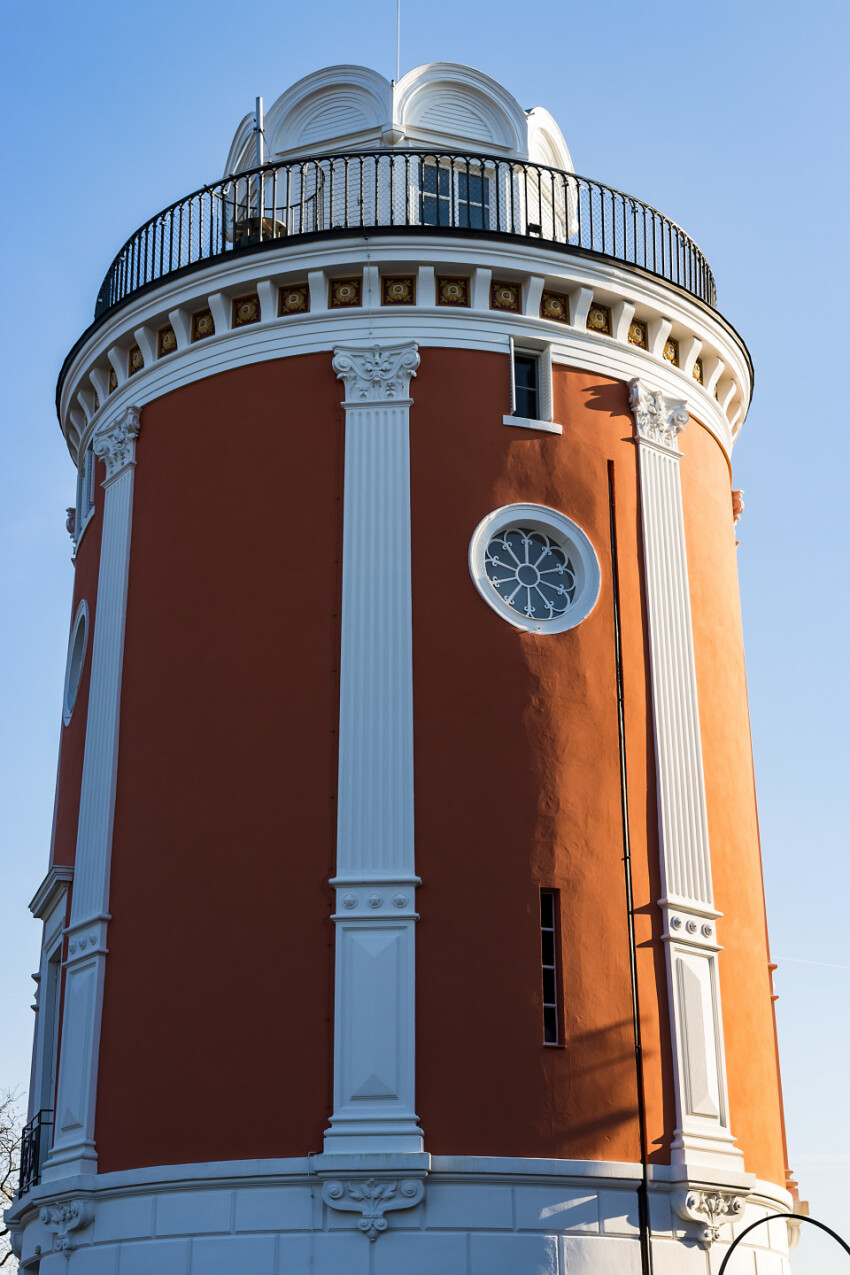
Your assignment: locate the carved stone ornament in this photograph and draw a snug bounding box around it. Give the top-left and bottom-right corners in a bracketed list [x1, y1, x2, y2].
[39, 1200, 94, 1258]
[65, 507, 76, 539]
[731, 489, 745, 523]
[333, 343, 420, 404]
[321, 1176, 425, 1241]
[629, 378, 689, 452]
[672, 1187, 747, 1248]
[92, 405, 142, 481]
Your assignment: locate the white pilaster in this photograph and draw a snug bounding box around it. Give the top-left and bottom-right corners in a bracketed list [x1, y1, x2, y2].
[326, 343, 422, 1154]
[629, 379, 743, 1176]
[45, 406, 141, 1182]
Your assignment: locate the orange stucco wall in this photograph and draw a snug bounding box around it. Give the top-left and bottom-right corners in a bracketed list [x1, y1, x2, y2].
[95, 356, 343, 1171]
[85, 347, 784, 1186]
[411, 354, 672, 1161]
[680, 420, 786, 1187]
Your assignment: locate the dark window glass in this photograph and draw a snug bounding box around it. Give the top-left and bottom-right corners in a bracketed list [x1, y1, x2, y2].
[421, 165, 490, 229]
[540, 889, 560, 1045]
[457, 170, 490, 229]
[421, 165, 452, 226]
[514, 354, 539, 419]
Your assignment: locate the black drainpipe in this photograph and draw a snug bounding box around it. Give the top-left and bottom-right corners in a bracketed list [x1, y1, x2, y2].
[608, 461, 653, 1275]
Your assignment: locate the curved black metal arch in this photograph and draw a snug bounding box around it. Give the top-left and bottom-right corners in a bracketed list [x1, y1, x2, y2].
[717, 1212, 850, 1273]
[91, 148, 716, 321]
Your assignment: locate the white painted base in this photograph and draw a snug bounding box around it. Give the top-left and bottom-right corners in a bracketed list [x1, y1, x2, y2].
[6, 1157, 794, 1273]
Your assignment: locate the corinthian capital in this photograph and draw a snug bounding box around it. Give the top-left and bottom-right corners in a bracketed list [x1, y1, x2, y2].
[629, 378, 689, 453]
[92, 406, 141, 482]
[333, 343, 420, 405]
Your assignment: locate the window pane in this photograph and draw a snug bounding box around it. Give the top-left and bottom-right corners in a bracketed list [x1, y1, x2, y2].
[515, 355, 539, 419]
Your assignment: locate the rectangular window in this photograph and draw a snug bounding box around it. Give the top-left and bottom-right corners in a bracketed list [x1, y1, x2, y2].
[421, 163, 490, 229]
[513, 353, 539, 420]
[540, 889, 561, 1045]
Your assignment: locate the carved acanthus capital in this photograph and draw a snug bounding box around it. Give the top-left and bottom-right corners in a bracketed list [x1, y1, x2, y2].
[92, 406, 141, 482]
[672, 1187, 747, 1248]
[333, 343, 420, 405]
[321, 1175, 425, 1241]
[629, 378, 689, 453]
[39, 1199, 94, 1257]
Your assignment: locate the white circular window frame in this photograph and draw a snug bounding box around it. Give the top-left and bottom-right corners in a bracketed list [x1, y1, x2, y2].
[469, 503, 601, 634]
[63, 600, 89, 725]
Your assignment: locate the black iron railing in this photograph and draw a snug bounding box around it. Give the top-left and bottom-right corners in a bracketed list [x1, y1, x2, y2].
[18, 1109, 52, 1194]
[93, 150, 716, 319]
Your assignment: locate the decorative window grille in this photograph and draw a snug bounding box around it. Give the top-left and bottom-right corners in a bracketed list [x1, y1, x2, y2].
[469, 504, 601, 635]
[541, 890, 560, 1045]
[485, 526, 577, 621]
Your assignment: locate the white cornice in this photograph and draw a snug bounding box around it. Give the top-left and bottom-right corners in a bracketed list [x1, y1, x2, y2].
[29, 864, 74, 920]
[59, 236, 750, 466]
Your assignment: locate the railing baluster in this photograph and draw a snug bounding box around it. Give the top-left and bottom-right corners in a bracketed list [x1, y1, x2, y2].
[92, 151, 716, 318]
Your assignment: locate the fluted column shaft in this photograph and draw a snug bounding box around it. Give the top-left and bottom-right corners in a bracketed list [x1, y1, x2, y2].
[630, 380, 743, 1175]
[46, 408, 140, 1180]
[325, 344, 423, 1154]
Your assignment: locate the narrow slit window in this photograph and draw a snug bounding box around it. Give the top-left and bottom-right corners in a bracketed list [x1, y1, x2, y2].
[540, 889, 560, 1044]
[514, 353, 539, 420]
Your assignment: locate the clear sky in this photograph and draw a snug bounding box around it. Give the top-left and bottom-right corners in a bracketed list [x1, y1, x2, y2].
[1, 2, 848, 1269]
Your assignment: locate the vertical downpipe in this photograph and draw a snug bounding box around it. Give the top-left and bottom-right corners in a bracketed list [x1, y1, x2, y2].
[608, 461, 653, 1275]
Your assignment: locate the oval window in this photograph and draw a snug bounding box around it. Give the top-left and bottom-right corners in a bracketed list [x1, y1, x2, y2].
[63, 601, 89, 724]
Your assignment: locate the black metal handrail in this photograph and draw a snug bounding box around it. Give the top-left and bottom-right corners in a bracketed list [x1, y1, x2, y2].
[93, 150, 716, 319]
[18, 1109, 52, 1194]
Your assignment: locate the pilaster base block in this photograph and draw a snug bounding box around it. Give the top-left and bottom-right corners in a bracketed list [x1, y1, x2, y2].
[40, 1146, 99, 1184]
[670, 1125, 746, 1175]
[323, 1117, 424, 1155]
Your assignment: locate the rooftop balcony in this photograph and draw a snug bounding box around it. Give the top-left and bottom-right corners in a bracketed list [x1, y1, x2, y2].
[93, 149, 716, 322]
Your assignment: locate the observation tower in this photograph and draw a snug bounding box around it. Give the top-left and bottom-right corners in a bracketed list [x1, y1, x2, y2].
[8, 62, 796, 1274]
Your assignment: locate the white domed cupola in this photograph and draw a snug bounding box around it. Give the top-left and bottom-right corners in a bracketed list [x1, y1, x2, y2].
[224, 62, 573, 173]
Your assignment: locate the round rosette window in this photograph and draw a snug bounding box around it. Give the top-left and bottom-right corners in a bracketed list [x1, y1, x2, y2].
[469, 504, 601, 634]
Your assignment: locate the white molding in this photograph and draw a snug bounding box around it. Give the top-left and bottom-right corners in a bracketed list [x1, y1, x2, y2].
[6, 1154, 792, 1272]
[58, 235, 752, 461]
[629, 378, 743, 1179]
[468, 503, 601, 635]
[45, 405, 141, 1183]
[29, 865, 74, 920]
[502, 415, 562, 435]
[327, 343, 422, 1155]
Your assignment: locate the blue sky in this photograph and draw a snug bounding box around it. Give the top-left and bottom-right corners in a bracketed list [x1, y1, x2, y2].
[1, 2, 848, 1268]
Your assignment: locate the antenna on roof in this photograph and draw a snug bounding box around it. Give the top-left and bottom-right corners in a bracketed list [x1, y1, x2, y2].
[255, 96, 265, 167]
[396, 1, 401, 82]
